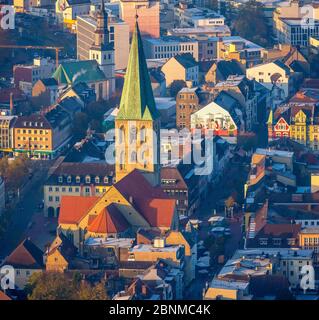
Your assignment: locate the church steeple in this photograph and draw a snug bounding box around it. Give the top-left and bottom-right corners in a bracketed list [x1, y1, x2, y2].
[94, 0, 109, 48]
[117, 20, 160, 121]
[115, 19, 160, 186]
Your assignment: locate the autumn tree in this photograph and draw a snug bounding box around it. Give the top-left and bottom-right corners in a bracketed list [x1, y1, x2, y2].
[26, 272, 109, 300]
[232, 0, 270, 47]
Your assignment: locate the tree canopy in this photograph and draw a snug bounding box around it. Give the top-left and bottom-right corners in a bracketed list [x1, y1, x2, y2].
[26, 272, 109, 300]
[232, 0, 270, 47]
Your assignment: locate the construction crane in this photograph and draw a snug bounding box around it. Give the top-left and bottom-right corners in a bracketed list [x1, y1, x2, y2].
[0, 45, 63, 68]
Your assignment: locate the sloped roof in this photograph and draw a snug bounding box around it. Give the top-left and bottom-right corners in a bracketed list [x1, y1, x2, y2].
[174, 53, 197, 69]
[40, 78, 58, 87]
[88, 204, 130, 234]
[53, 60, 106, 85]
[117, 21, 160, 121]
[58, 196, 99, 224]
[216, 60, 244, 79]
[114, 170, 176, 228]
[5, 239, 44, 269]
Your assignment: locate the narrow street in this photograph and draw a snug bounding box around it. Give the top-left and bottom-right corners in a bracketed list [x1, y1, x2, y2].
[0, 161, 52, 258]
[185, 161, 249, 299]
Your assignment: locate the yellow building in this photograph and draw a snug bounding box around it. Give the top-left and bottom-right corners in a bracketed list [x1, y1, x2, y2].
[299, 228, 319, 264]
[13, 105, 72, 159]
[44, 162, 114, 218]
[166, 230, 196, 286]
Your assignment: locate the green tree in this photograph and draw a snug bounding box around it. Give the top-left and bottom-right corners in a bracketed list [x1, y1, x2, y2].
[169, 80, 187, 98]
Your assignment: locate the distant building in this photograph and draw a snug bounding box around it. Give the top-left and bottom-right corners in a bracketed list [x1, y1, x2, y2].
[143, 36, 199, 61]
[217, 36, 265, 68]
[168, 26, 231, 39]
[77, 13, 130, 70]
[161, 53, 199, 87]
[0, 116, 17, 153]
[246, 60, 300, 99]
[55, 0, 91, 32]
[299, 228, 319, 264]
[13, 58, 56, 95]
[118, 0, 160, 38]
[176, 87, 200, 130]
[31, 78, 59, 108]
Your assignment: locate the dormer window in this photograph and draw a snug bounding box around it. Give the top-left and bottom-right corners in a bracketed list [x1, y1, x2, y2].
[58, 176, 63, 183]
[104, 176, 109, 184]
[67, 176, 72, 183]
[76, 176, 80, 183]
[95, 176, 100, 184]
[85, 175, 91, 184]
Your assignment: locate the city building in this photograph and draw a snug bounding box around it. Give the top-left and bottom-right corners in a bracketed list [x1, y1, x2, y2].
[13, 58, 56, 95]
[168, 26, 231, 39]
[299, 228, 319, 264]
[118, 0, 160, 38]
[77, 12, 130, 70]
[246, 60, 300, 99]
[143, 36, 199, 61]
[31, 78, 59, 108]
[0, 115, 17, 153]
[44, 162, 115, 218]
[217, 36, 265, 68]
[13, 105, 73, 159]
[176, 87, 200, 130]
[161, 53, 199, 87]
[190, 93, 244, 143]
[55, 0, 91, 32]
[4, 239, 44, 289]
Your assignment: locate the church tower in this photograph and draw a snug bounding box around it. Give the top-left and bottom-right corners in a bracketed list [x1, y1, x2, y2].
[89, 0, 115, 92]
[115, 18, 161, 186]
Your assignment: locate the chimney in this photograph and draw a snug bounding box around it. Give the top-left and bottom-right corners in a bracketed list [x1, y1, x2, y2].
[9, 92, 14, 115]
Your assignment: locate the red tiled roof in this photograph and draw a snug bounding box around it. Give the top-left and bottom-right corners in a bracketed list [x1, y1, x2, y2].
[258, 224, 301, 238]
[5, 239, 44, 269]
[88, 204, 129, 234]
[0, 291, 11, 300]
[115, 170, 176, 228]
[58, 196, 99, 225]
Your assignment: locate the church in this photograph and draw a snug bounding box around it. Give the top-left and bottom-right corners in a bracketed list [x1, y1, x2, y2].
[57, 20, 178, 250]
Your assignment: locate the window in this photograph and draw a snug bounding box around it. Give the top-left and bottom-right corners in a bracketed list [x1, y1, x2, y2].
[85, 176, 91, 184]
[67, 176, 72, 183]
[104, 176, 109, 184]
[58, 176, 63, 183]
[76, 176, 80, 183]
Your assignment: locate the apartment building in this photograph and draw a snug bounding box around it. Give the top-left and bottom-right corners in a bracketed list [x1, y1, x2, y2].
[13, 58, 56, 95]
[77, 13, 130, 70]
[143, 36, 199, 61]
[118, 0, 160, 37]
[44, 162, 115, 218]
[0, 115, 17, 153]
[13, 105, 72, 159]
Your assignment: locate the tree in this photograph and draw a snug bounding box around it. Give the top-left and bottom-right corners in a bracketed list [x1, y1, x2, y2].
[232, 0, 270, 47]
[27, 272, 109, 300]
[72, 112, 89, 139]
[169, 80, 187, 98]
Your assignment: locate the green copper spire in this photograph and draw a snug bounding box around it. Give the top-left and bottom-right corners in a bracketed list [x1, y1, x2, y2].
[116, 20, 160, 121]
